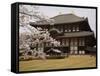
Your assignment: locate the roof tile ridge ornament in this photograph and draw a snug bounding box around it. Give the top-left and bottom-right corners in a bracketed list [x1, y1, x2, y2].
[70, 10, 75, 15]
[85, 17, 88, 21]
[58, 12, 62, 15]
[70, 10, 84, 19]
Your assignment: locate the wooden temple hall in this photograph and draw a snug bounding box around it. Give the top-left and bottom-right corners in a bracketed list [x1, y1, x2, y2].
[30, 14, 96, 55]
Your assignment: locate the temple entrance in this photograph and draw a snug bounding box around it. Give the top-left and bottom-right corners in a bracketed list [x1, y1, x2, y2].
[70, 38, 78, 54]
[70, 46, 78, 54]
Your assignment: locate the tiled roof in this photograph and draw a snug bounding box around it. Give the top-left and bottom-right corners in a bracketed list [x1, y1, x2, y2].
[30, 14, 85, 25]
[51, 14, 85, 24]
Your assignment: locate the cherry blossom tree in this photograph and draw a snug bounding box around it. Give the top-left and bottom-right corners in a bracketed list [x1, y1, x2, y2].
[19, 5, 60, 60]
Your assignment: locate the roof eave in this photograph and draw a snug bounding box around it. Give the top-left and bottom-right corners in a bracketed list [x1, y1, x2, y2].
[29, 19, 85, 26]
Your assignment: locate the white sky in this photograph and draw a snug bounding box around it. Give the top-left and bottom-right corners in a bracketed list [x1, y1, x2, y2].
[20, 5, 96, 37]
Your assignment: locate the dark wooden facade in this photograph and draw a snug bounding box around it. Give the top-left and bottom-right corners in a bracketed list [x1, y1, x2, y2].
[30, 14, 96, 55]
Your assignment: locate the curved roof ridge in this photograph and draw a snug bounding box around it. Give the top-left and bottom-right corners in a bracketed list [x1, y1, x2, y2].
[51, 13, 84, 19]
[50, 13, 85, 24]
[30, 13, 86, 25]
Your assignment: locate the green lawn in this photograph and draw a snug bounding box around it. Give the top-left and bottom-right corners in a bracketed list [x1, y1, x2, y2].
[19, 55, 96, 72]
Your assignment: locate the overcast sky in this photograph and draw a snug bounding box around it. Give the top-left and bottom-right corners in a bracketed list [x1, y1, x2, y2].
[20, 5, 96, 37]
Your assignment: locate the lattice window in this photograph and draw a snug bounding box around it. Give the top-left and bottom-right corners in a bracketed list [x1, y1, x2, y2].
[79, 38, 85, 46]
[74, 38, 78, 46]
[73, 26, 75, 32]
[62, 39, 65, 46]
[76, 25, 79, 31]
[70, 39, 74, 46]
[66, 39, 69, 46]
[65, 25, 68, 32]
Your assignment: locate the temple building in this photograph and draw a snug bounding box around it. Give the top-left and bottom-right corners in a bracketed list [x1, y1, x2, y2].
[30, 14, 96, 55]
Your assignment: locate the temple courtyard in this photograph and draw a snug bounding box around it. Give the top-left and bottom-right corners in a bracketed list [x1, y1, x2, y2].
[19, 55, 96, 72]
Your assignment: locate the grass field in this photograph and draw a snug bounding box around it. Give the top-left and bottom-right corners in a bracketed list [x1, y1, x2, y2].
[19, 55, 96, 71]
